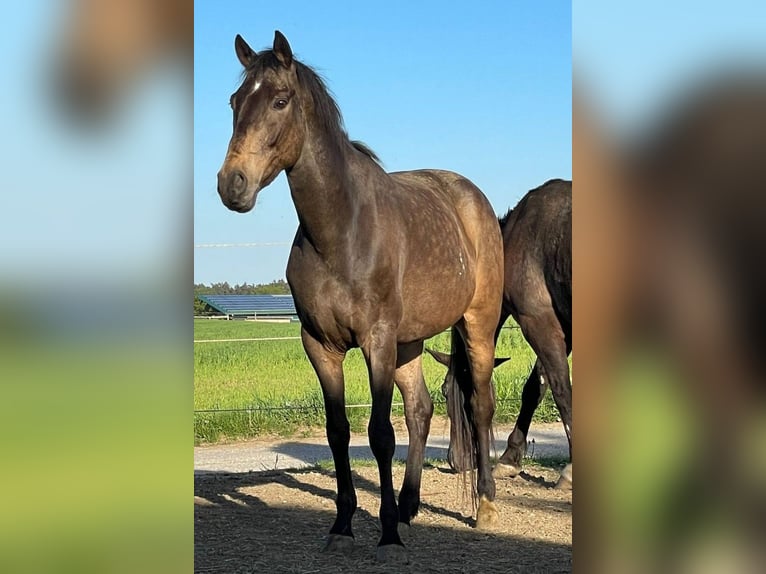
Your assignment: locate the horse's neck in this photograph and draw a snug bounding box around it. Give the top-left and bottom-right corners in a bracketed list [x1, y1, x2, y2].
[286, 135, 370, 256]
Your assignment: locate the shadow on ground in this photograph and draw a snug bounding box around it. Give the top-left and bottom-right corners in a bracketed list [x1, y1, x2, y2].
[195, 465, 571, 574]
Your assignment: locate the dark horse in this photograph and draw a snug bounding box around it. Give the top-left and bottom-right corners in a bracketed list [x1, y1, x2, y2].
[430, 179, 572, 488]
[216, 32, 503, 563]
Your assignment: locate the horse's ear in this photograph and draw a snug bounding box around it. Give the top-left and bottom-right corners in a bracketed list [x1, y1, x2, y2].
[235, 34, 257, 68]
[494, 357, 510, 368]
[273, 30, 293, 68]
[425, 348, 452, 367]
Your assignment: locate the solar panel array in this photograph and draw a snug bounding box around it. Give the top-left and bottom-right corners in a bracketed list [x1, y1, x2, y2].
[198, 294, 297, 318]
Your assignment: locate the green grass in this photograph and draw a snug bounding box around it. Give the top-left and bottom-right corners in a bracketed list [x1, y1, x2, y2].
[194, 318, 562, 443]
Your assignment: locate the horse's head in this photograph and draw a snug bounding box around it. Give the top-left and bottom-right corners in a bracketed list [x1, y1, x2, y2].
[217, 31, 305, 213]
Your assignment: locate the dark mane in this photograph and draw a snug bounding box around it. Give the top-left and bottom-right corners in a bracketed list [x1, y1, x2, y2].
[351, 140, 381, 163]
[498, 206, 514, 227]
[243, 50, 380, 164]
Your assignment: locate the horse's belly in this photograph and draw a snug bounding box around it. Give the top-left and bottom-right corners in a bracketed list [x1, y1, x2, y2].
[396, 311, 463, 343]
[397, 282, 474, 341]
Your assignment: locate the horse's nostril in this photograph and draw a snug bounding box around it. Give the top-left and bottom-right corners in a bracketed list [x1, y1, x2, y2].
[230, 170, 247, 193]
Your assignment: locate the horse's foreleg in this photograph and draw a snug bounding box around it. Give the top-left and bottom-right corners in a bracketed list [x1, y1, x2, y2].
[301, 329, 356, 552]
[495, 359, 549, 478]
[362, 324, 408, 564]
[394, 341, 433, 525]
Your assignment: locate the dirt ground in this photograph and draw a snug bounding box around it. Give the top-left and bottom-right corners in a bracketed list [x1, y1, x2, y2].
[195, 459, 571, 573]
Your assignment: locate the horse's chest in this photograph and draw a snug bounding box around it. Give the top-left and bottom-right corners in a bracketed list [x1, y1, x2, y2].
[287, 254, 373, 345]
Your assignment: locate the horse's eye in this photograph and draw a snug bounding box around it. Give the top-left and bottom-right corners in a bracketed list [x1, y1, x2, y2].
[274, 98, 289, 110]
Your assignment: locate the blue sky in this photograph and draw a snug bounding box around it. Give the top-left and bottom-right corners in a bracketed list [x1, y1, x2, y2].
[194, 1, 572, 285]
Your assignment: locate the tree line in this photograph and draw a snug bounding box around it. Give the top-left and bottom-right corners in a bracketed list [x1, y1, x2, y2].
[194, 279, 291, 315]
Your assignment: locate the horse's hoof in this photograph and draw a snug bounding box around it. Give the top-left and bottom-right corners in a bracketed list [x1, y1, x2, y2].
[322, 534, 354, 554]
[493, 462, 521, 479]
[475, 496, 500, 531]
[398, 521, 412, 543]
[554, 463, 572, 490]
[376, 543, 409, 564]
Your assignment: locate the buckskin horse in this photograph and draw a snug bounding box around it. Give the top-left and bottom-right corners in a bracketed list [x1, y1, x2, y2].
[216, 31, 503, 563]
[430, 178, 572, 489]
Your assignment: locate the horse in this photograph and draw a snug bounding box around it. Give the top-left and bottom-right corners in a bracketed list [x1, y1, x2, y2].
[429, 178, 572, 488]
[216, 31, 504, 563]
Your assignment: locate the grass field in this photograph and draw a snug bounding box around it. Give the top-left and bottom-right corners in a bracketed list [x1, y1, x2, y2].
[194, 318, 560, 443]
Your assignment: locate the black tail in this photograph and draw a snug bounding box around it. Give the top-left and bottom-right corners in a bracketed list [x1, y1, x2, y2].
[442, 327, 497, 506]
[442, 327, 478, 475]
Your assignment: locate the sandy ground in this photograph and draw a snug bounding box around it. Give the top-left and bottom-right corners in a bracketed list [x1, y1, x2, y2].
[194, 419, 571, 573]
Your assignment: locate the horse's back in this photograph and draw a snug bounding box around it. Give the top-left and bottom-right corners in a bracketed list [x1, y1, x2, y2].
[389, 168, 502, 277]
[503, 179, 572, 331]
[390, 169, 491, 206]
[389, 169, 500, 246]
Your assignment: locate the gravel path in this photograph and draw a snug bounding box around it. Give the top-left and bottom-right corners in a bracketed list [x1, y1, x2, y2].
[194, 420, 568, 473]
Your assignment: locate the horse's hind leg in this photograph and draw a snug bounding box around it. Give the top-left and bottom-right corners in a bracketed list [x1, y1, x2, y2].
[301, 329, 356, 553]
[494, 359, 550, 478]
[517, 311, 572, 489]
[458, 317, 500, 530]
[394, 341, 434, 526]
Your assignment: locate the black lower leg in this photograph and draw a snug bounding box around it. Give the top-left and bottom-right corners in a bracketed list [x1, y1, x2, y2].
[398, 394, 433, 523]
[369, 412, 402, 546]
[500, 361, 549, 467]
[326, 415, 356, 536]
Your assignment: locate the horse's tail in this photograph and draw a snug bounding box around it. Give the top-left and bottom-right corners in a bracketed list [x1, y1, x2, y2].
[442, 326, 483, 504]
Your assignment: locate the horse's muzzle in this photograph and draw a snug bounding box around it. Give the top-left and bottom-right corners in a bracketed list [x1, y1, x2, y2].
[217, 169, 256, 213]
